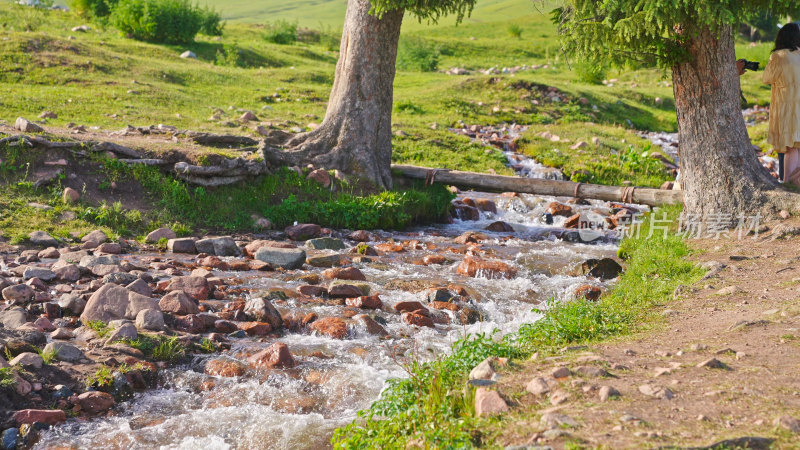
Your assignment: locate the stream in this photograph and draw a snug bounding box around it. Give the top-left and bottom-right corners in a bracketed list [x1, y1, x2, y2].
[34, 126, 643, 449]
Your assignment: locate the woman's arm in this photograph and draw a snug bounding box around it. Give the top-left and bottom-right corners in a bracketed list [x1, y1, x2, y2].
[763, 52, 781, 85]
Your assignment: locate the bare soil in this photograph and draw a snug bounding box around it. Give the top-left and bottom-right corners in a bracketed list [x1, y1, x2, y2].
[493, 220, 800, 449]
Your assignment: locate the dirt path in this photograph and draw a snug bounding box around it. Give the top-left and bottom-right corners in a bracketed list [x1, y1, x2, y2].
[493, 220, 800, 449]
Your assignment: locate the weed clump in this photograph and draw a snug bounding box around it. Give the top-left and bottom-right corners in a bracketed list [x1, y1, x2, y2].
[110, 0, 222, 44]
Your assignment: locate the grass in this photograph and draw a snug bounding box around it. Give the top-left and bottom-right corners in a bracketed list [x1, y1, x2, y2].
[124, 334, 187, 363]
[85, 320, 112, 338]
[332, 205, 705, 449]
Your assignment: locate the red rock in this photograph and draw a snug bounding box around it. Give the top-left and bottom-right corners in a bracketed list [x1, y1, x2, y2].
[394, 301, 426, 313]
[310, 317, 348, 339]
[328, 284, 364, 298]
[475, 199, 497, 214]
[422, 254, 447, 265]
[346, 295, 382, 310]
[214, 320, 238, 333]
[454, 232, 487, 244]
[240, 321, 272, 336]
[248, 260, 272, 271]
[285, 224, 321, 241]
[485, 221, 514, 232]
[297, 285, 327, 297]
[452, 201, 480, 221]
[244, 240, 295, 257]
[159, 290, 200, 315]
[547, 202, 573, 217]
[462, 198, 477, 207]
[38, 247, 60, 259]
[348, 230, 372, 242]
[228, 260, 250, 271]
[564, 213, 581, 229]
[307, 169, 331, 188]
[174, 314, 206, 333]
[574, 285, 603, 301]
[54, 264, 81, 282]
[430, 301, 460, 312]
[322, 267, 366, 281]
[374, 243, 402, 254]
[166, 276, 210, 300]
[457, 256, 517, 280]
[198, 256, 229, 271]
[248, 342, 297, 369]
[205, 358, 247, 377]
[302, 312, 318, 325]
[13, 409, 67, 425]
[96, 243, 121, 254]
[402, 311, 434, 328]
[77, 391, 115, 414]
[33, 317, 55, 332]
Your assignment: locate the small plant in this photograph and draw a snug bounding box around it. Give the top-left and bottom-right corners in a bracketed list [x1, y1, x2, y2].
[197, 338, 216, 353]
[263, 20, 297, 45]
[395, 100, 424, 115]
[38, 347, 59, 365]
[86, 365, 114, 388]
[215, 43, 240, 67]
[396, 37, 440, 72]
[0, 367, 16, 388]
[574, 59, 608, 85]
[86, 320, 111, 338]
[151, 337, 186, 363]
[156, 237, 169, 251]
[507, 23, 523, 39]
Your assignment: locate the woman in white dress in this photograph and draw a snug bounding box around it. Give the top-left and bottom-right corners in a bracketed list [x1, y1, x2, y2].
[763, 23, 800, 185]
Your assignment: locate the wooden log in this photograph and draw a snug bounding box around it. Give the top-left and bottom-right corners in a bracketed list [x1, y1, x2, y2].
[92, 141, 143, 159]
[189, 133, 258, 147]
[391, 164, 683, 207]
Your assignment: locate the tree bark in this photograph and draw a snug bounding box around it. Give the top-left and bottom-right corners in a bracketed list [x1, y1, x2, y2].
[672, 26, 781, 225]
[260, 0, 403, 188]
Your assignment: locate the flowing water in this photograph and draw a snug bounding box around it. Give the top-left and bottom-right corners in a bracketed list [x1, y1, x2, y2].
[35, 135, 641, 449]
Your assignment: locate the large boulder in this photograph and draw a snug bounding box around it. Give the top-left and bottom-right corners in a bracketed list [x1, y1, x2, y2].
[81, 283, 160, 323]
[165, 276, 211, 300]
[0, 308, 28, 329]
[285, 223, 321, 241]
[23, 266, 56, 282]
[580, 258, 623, 280]
[81, 230, 108, 245]
[457, 256, 517, 280]
[195, 237, 240, 256]
[310, 317, 348, 339]
[159, 290, 200, 315]
[305, 237, 345, 250]
[12, 409, 66, 426]
[58, 294, 86, 315]
[247, 342, 296, 369]
[2, 284, 35, 304]
[243, 297, 283, 330]
[28, 231, 58, 247]
[79, 254, 120, 269]
[145, 227, 177, 243]
[254, 247, 306, 270]
[43, 342, 84, 362]
[77, 391, 115, 414]
[135, 308, 165, 331]
[167, 238, 197, 254]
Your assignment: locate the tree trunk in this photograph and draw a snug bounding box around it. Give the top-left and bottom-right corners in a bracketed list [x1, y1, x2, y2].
[260, 0, 403, 189]
[672, 26, 780, 225]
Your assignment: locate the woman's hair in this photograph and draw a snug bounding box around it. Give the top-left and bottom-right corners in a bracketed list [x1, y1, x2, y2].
[774, 22, 800, 52]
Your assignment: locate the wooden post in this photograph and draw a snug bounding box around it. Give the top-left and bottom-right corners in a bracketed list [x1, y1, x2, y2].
[391, 164, 683, 207]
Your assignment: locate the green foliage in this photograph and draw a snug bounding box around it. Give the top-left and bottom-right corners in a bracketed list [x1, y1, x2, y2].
[80, 201, 143, 236]
[87, 365, 114, 388]
[69, 0, 118, 18]
[574, 59, 608, 85]
[507, 23, 522, 39]
[332, 333, 522, 448]
[215, 43, 240, 67]
[0, 367, 16, 388]
[394, 100, 424, 115]
[333, 206, 703, 448]
[197, 338, 216, 353]
[263, 20, 297, 45]
[370, 0, 476, 24]
[37, 346, 59, 365]
[125, 335, 186, 363]
[110, 0, 222, 44]
[397, 37, 439, 72]
[554, 0, 800, 68]
[86, 320, 112, 338]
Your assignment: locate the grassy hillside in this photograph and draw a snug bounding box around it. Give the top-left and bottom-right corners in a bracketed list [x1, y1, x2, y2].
[0, 2, 774, 187]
